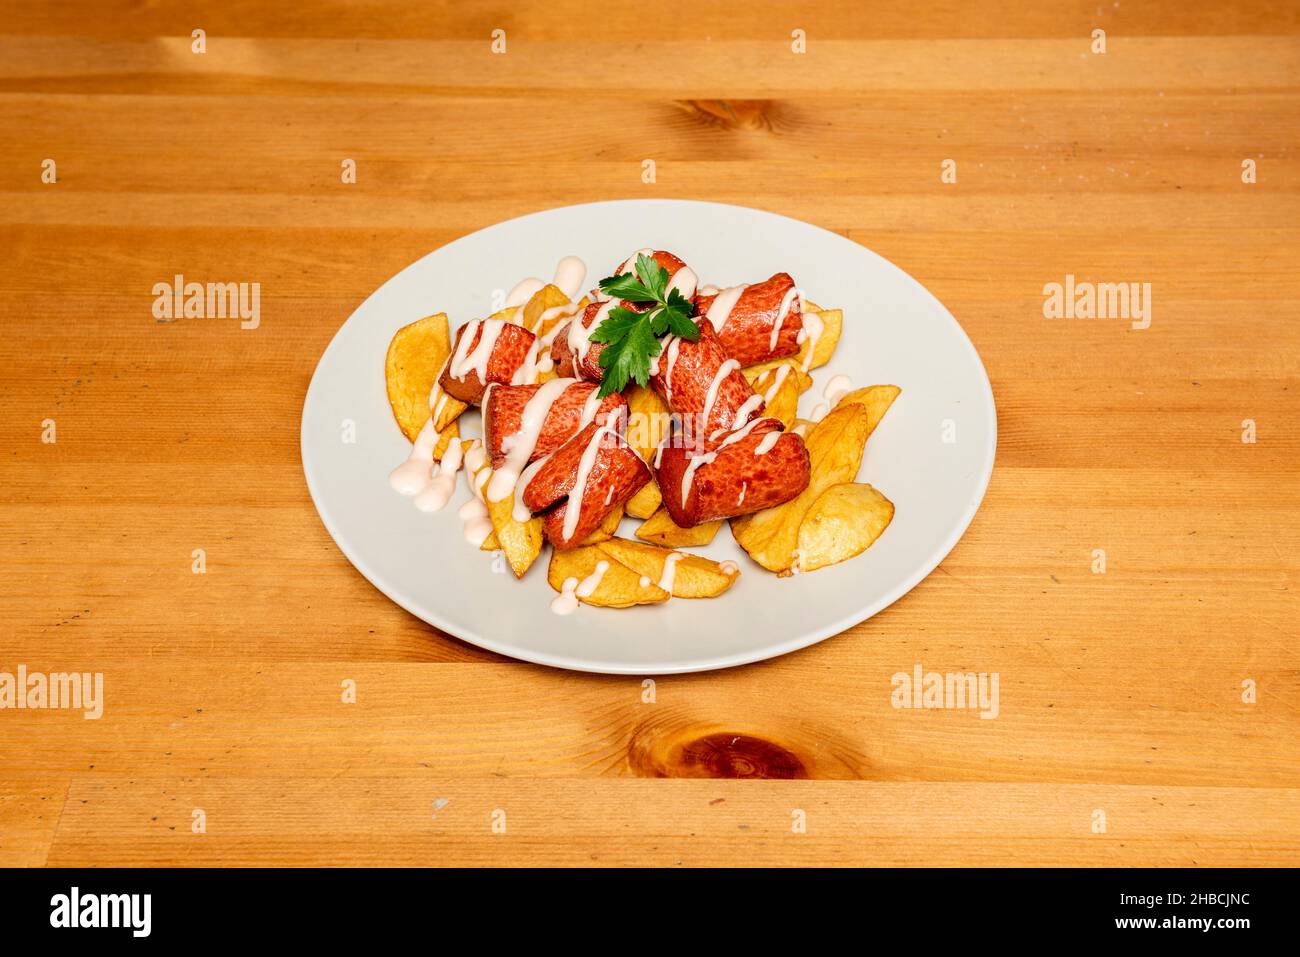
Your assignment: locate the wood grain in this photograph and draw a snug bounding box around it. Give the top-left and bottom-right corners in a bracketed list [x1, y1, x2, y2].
[0, 1, 1297, 867]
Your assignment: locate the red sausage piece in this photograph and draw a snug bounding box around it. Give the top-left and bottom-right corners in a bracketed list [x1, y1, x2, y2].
[482, 380, 626, 468]
[438, 319, 537, 405]
[654, 418, 810, 527]
[693, 273, 802, 368]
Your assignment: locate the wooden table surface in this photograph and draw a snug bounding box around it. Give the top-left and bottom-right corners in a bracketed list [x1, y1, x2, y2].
[2, 1, 1297, 867]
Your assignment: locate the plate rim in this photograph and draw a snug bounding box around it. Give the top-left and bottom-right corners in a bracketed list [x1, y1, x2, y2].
[300, 198, 997, 674]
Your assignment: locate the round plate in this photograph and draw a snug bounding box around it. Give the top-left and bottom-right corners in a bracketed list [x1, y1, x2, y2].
[301, 199, 995, 674]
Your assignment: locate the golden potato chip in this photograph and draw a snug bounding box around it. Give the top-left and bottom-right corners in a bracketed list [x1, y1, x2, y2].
[489, 305, 520, 324]
[484, 488, 543, 579]
[579, 506, 624, 546]
[465, 453, 542, 578]
[795, 483, 894, 572]
[625, 481, 663, 520]
[625, 385, 671, 461]
[386, 313, 448, 438]
[635, 508, 722, 548]
[433, 421, 462, 459]
[519, 284, 580, 340]
[596, 538, 739, 599]
[742, 362, 804, 428]
[835, 385, 900, 438]
[548, 545, 669, 609]
[741, 301, 840, 379]
[730, 403, 871, 573]
[743, 359, 813, 396]
[431, 389, 468, 436]
[804, 307, 842, 371]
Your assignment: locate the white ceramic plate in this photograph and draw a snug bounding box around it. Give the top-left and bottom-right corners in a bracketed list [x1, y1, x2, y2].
[301, 200, 995, 674]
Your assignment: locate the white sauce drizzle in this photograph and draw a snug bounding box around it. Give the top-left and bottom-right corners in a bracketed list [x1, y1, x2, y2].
[732, 393, 764, 430]
[513, 386, 611, 524]
[678, 415, 770, 506]
[759, 363, 792, 403]
[486, 377, 576, 503]
[658, 552, 684, 595]
[653, 435, 669, 470]
[414, 436, 465, 512]
[737, 482, 747, 506]
[389, 359, 455, 504]
[504, 278, 543, 309]
[550, 560, 610, 615]
[513, 456, 549, 522]
[667, 266, 698, 301]
[505, 256, 588, 308]
[449, 318, 506, 382]
[754, 431, 781, 456]
[577, 561, 609, 597]
[700, 359, 740, 430]
[615, 247, 654, 276]
[796, 309, 824, 372]
[457, 443, 495, 544]
[552, 255, 587, 300]
[705, 284, 748, 335]
[500, 258, 590, 383]
[463, 440, 488, 480]
[769, 285, 801, 352]
[458, 497, 493, 547]
[562, 423, 618, 541]
[568, 300, 616, 366]
[719, 560, 739, 575]
[389, 418, 440, 497]
[809, 374, 854, 423]
[551, 577, 580, 615]
[660, 336, 684, 405]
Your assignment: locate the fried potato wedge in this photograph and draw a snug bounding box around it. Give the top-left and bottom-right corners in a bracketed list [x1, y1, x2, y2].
[742, 361, 805, 429]
[466, 455, 542, 578]
[484, 489, 544, 579]
[835, 385, 901, 438]
[743, 359, 813, 396]
[795, 483, 894, 572]
[623, 385, 671, 520]
[740, 302, 839, 379]
[595, 538, 739, 599]
[625, 480, 663, 520]
[730, 403, 871, 573]
[798, 305, 843, 371]
[579, 505, 624, 545]
[547, 545, 669, 608]
[522, 285, 586, 340]
[625, 385, 672, 460]
[636, 508, 722, 548]
[385, 312, 463, 457]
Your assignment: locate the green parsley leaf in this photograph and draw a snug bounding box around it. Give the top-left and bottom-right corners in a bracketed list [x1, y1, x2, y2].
[597, 318, 661, 395]
[635, 252, 667, 301]
[664, 305, 700, 339]
[598, 272, 653, 302]
[589, 306, 643, 344]
[591, 254, 702, 397]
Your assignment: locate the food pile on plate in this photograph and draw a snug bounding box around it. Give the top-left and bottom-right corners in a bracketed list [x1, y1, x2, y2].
[385, 249, 899, 614]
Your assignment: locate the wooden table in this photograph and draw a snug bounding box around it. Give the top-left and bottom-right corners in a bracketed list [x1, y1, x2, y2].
[2, 1, 1297, 867]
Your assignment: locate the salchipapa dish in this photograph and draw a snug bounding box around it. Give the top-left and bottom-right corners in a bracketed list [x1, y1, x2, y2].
[385, 249, 899, 614]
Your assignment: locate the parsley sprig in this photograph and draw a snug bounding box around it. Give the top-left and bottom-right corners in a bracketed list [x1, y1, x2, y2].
[590, 253, 700, 397]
